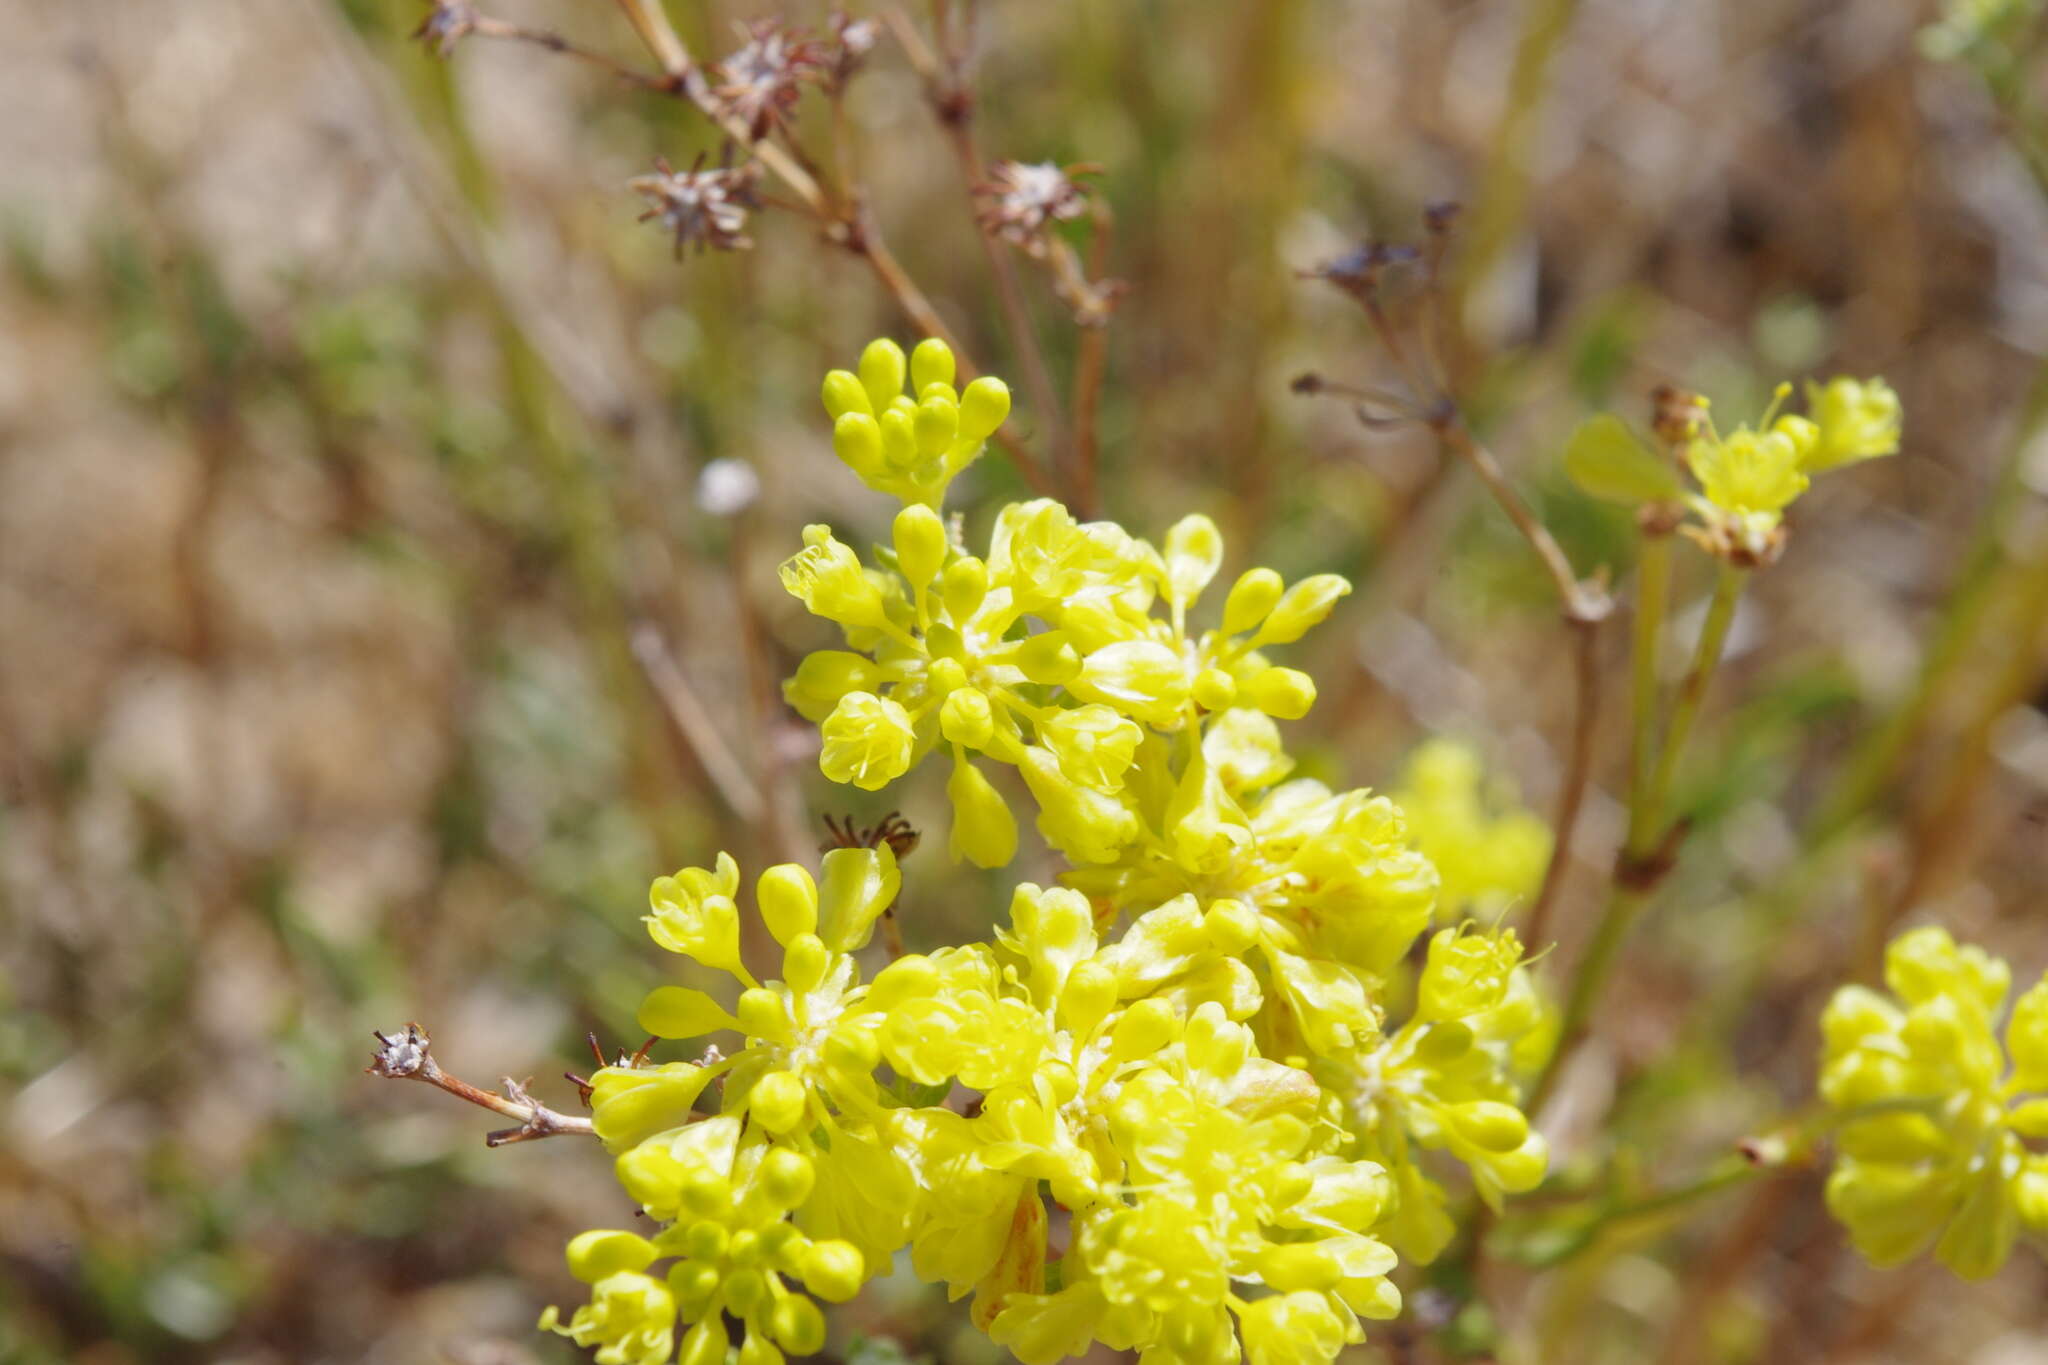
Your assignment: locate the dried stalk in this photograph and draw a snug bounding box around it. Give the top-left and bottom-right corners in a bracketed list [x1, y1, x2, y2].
[368, 1025, 595, 1146]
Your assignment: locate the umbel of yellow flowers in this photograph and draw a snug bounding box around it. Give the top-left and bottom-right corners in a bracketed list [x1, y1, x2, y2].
[1565, 375, 1901, 563]
[1821, 927, 2048, 1280]
[546, 339, 1550, 1365]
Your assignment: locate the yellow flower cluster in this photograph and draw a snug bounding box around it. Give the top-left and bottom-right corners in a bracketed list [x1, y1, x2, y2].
[1565, 376, 1901, 564]
[548, 340, 1555, 1365]
[1820, 927, 2048, 1280]
[1388, 739, 1550, 923]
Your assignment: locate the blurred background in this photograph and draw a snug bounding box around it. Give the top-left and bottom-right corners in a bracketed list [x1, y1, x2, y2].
[5, 0, 2048, 1361]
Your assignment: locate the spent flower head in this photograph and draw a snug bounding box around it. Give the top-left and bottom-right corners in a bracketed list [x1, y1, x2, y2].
[712, 19, 829, 140]
[631, 157, 761, 256]
[976, 161, 1095, 256]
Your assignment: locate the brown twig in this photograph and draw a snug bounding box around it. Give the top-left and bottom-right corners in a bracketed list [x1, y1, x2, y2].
[629, 623, 766, 825]
[368, 1024, 595, 1146]
[1523, 612, 1601, 947]
[460, 15, 674, 89]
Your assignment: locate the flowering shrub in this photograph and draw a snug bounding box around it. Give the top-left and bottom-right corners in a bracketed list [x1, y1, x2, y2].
[541, 339, 1552, 1364]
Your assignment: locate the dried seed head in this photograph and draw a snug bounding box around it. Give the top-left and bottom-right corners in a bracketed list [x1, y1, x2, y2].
[369, 1023, 432, 1078]
[975, 161, 1093, 255]
[1304, 241, 1421, 304]
[630, 156, 761, 256]
[828, 10, 880, 79]
[711, 20, 828, 140]
[413, 0, 482, 57]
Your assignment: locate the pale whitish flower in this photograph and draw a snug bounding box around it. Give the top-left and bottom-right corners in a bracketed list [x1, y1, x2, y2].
[712, 21, 827, 139]
[976, 161, 1091, 252]
[630, 158, 760, 256]
[697, 458, 762, 516]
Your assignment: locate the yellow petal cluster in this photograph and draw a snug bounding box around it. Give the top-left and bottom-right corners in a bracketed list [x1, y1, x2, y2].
[1820, 927, 2048, 1279]
[552, 341, 1561, 1365]
[1563, 375, 1901, 565]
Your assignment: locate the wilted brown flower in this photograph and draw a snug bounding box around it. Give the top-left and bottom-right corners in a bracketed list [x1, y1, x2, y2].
[974, 160, 1094, 254]
[412, 0, 483, 57]
[821, 10, 880, 88]
[711, 20, 829, 141]
[630, 156, 762, 256]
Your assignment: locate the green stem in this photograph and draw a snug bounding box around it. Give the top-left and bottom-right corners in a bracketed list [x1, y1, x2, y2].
[1535, 559, 1745, 1105]
[1642, 562, 1747, 850]
[1807, 364, 2048, 843]
[1627, 532, 1674, 850]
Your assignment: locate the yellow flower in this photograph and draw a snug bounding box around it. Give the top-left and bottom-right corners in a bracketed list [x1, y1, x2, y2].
[1821, 927, 2048, 1279]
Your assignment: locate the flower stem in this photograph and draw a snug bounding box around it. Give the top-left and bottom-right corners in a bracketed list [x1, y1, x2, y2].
[1642, 561, 1746, 849]
[1626, 530, 1674, 850]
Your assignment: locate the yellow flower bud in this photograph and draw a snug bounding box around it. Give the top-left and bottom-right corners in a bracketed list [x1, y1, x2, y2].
[782, 932, 830, 995]
[858, 337, 907, 412]
[1446, 1100, 1530, 1153]
[755, 863, 818, 946]
[1059, 959, 1118, 1036]
[878, 403, 917, 470]
[749, 1070, 808, 1135]
[1240, 666, 1316, 720]
[820, 368, 871, 420]
[940, 687, 996, 748]
[1222, 567, 1284, 636]
[1255, 573, 1351, 645]
[566, 1229, 658, 1283]
[832, 411, 885, 480]
[803, 1239, 866, 1302]
[915, 393, 960, 456]
[817, 845, 901, 952]
[893, 503, 948, 589]
[1162, 513, 1224, 606]
[737, 987, 790, 1043]
[1014, 631, 1083, 685]
[769, 1294, 827, 1355]
[941, 555, 989, 621]
[959, 376, 1011, 444]
[682, 1220, 727, 1261]
[1193, 667, 1237, 711]
[947, 756, 1018, 869]
[757, 1147, 816, 1209]
[910, 337, 956, 391]
[783, 649, 883, 724]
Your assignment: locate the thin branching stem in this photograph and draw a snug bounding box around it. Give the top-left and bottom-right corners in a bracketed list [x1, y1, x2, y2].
[1523, 614, 1599, 947]
[1644, 561, 1746, 842]
[630, 623, 767, 825]
[1627, 530, 1675, 849]
[368, 1025, 596, 1145]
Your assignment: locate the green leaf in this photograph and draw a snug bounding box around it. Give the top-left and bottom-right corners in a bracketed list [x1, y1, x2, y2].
[636, 986, 738, 1039]
[1562, 414, 1681, 505]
